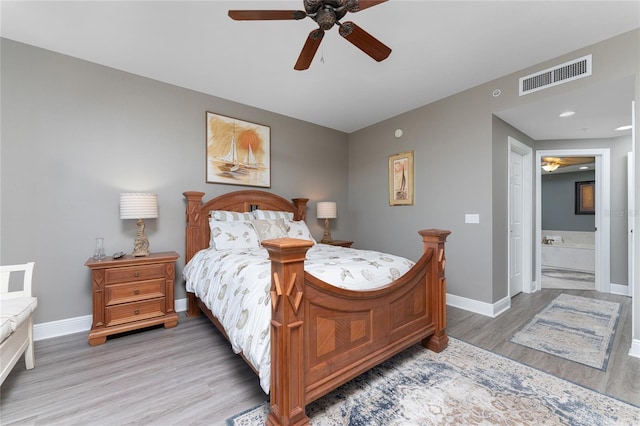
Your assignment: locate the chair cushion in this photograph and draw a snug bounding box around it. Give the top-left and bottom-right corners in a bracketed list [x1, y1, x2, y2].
[0, 297, 37, 331]
[0, 317, 11, 343]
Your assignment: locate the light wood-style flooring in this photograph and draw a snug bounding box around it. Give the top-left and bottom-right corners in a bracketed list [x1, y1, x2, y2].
[1, 289, 637, 425]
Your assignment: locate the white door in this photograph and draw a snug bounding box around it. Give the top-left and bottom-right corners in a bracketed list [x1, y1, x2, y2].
[510, 150, 524, 296]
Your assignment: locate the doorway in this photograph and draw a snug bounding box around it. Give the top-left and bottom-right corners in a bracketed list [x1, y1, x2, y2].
[536, 149, 611, 293]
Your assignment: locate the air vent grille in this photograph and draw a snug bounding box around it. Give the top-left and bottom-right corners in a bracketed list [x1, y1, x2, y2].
[519, 54, 592, 96]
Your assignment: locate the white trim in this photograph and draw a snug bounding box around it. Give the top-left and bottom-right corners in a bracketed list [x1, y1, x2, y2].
[33, 315, 92, 341]
[508, 137, 534, 295]
[175, 297, 187, 313]
[610, 283, 631, 297]
[536, 149, 611, 293]
[447, 293, 510, 318]
[629, 339, 640, 358]
[33, 298, 188, 341]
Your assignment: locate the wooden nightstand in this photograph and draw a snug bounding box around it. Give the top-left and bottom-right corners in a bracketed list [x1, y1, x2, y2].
[85, 251, 180, 346]
[324, 240, 354, 248]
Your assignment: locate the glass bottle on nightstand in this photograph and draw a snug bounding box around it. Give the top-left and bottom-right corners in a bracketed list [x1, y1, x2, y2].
[93, 237, 106, 260]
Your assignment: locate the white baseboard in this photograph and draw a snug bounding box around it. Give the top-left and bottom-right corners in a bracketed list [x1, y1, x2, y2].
[629, 339, 640, 358]
[610, 283, 631, 296]
[33, 315, 93, 341]
[175, 297, 187, 313]
[33, 298, 188, 342]
[446, 293, 511, 318]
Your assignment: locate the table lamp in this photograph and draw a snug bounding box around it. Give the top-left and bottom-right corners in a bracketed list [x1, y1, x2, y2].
[317, 201, 337, 244]
[120, 193, 158, 257]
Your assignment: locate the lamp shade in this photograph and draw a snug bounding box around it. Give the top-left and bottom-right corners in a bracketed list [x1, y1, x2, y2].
[120, 193, 159, 219]
[316, 202, 337, 219]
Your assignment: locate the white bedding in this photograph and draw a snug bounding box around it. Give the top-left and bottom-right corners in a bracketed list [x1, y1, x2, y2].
[183, 243, 414, 393]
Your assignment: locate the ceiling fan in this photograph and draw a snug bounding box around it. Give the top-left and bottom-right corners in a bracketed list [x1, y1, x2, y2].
[541, 156, 595, 172]
[228, 0, 391, 70]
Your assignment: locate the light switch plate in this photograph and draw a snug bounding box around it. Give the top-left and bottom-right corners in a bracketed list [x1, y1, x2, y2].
[465, 214, 480, 224]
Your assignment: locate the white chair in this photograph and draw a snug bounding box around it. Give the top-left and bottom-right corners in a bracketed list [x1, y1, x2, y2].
[1, 262, 37, 385]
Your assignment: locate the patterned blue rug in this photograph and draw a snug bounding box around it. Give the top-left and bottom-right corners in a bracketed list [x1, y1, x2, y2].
[510, 294, 621, 370]
[226, 338, 639, 425]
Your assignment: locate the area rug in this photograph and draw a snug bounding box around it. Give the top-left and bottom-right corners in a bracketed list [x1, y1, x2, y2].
[226, 338, 639, 426]
[510, 294, 621, 370]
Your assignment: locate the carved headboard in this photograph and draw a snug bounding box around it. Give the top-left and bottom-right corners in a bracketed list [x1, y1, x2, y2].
[183, 190, 309, 263]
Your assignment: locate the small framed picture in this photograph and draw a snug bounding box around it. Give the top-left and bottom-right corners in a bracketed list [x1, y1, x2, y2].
[389, 151, 414, 206]
[575, 180, 595, 215]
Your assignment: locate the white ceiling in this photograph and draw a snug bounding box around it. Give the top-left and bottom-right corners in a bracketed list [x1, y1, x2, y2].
[1, 1, 638, 139]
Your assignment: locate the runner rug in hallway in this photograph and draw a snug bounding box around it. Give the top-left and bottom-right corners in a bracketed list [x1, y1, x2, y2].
[510, 293, 621, 370]
[226, 338, 638, 426]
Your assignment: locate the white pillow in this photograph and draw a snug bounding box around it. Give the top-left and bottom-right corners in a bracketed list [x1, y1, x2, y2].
[252, 209, 294, 222]
[210, 210, 254, 221]
[286, 220, 316, 243]
[209, 221, 260, 250]
[251, 218, 288, 241]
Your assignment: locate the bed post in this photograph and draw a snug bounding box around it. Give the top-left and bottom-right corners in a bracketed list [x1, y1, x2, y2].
[184, 191, 205, 317]
[291, 198, 309, 221]
[262, 238, 315, 426]
[419, 229, 451, 352]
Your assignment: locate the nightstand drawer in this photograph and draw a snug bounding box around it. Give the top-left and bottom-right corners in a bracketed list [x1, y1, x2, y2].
[105, 299, 165, 327]
[105, 279, 165, 306]
[105, 263, 165, 284]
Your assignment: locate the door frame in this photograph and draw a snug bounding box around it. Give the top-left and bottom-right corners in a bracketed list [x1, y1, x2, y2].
[508, 137, 533, 295]
[535, 148, 611, 293]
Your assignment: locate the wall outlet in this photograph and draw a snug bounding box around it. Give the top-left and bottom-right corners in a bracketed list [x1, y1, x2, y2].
[465, 214, 480, 224]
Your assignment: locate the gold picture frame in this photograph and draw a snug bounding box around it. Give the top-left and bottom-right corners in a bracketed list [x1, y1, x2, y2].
[575, 180, 595, 215]
[206, 112, 271, 187]
[389, 151, 414, 206]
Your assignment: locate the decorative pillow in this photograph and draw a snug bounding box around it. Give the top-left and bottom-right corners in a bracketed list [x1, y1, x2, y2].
[286, 220, 316, 243]
[209, 221, 260, 250]
[251, 209, 294, 222]
[210, 210, 254, 222]
[251, 218, 288, 241]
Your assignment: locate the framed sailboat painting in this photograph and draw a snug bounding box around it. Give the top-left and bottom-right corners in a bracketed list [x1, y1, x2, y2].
[206, 112, 271, 187]
[389, 151, 414, 205]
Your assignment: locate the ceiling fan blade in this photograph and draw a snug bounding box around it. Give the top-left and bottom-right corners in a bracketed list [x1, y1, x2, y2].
[295, 29, 324, 70]
[338, 21, 391, 62]
[228, 10, 307, 20]
[347, 0, 388, 13]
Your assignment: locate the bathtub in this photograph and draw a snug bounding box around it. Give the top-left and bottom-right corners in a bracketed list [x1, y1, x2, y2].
[541, 230, 595, 272]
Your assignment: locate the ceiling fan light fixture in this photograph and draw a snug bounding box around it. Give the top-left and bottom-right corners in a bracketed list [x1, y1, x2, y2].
[542, 162, 560, 172]
[304, 0, 323, 14]
[316, 7, 337, 29]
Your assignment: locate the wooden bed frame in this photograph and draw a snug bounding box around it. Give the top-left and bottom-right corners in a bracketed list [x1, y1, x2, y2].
[184, 190, 450, 426]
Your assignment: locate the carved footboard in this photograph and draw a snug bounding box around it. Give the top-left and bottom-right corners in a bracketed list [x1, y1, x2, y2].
[262, 230, 450, 426]
[183, 190, 449, 426]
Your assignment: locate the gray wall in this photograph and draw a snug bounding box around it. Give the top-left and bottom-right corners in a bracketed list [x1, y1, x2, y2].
[0, 39, 349, 324]
[2, 29, 638, 326]
[542, 171, 596, 231]
[348, 29, 638, 305]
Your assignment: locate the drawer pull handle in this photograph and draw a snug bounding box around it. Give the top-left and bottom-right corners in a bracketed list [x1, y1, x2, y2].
[134, 271, 140, 277]
[134, 289, 140, 295]
[134, 309, 140, 315]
